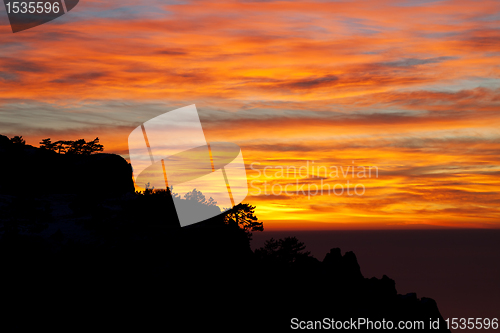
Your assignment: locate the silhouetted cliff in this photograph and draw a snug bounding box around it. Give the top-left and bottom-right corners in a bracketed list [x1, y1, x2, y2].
[0, 134, 134, 196]
[0, 136, 451, 332]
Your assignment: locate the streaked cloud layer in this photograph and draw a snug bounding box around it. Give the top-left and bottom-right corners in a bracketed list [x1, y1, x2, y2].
[0, 0, 499, 228]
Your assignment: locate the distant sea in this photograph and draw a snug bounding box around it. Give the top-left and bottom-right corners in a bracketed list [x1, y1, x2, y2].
[251, 229, 500, 332]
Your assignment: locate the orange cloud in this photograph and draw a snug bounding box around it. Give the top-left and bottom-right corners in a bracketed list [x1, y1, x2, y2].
[0, 0, 499, 229]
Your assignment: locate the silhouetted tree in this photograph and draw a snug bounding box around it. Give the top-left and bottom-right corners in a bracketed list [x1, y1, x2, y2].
[82, 137, 104, 155]
[10, 135, 26, 145]
[66, 139, 87, 155]
[53, 140, 73, 154]
[140, 186, 180, 200]
[39, 138, 57, 151]
[184, 188, 217, 207]
[224, 203, 263, 238]
[40, 137, 104, 155]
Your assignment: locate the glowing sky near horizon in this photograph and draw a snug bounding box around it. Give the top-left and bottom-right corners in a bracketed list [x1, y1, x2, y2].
[0, 0, 499, 229]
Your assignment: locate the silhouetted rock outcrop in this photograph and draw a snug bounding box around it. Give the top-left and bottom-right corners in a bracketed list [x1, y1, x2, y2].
[0, 134, 134, 196]
[323, 247, 364, 281]
[0, 135, 451, 331]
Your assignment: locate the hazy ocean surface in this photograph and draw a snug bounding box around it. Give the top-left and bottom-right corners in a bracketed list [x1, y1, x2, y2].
[251, 229, 500, 332]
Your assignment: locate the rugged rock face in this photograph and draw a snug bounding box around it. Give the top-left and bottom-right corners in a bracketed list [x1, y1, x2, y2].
[323, 247, 364, 280]
[0, 135, 134, 196]
[0, 134, 451, 332]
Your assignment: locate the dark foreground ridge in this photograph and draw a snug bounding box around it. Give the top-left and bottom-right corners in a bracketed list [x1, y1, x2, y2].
[0, 136, 450, 331]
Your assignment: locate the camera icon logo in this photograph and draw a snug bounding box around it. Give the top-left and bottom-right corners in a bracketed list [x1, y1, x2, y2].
[128, 105, 248, 227]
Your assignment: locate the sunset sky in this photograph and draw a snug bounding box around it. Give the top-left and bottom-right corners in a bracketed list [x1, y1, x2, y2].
[1, 0, 499, 229]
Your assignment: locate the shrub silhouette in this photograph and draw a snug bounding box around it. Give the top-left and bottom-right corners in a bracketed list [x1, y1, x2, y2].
[255, 236, 312, 266]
